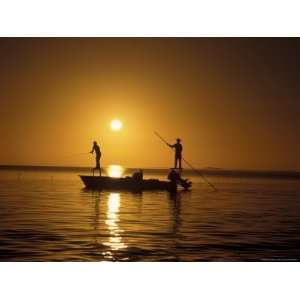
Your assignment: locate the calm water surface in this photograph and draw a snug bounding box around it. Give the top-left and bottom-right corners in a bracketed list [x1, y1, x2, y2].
[0, 169, 300, 261]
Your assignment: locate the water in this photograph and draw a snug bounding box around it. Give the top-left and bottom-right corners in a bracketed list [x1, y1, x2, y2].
[0, 168, 300, 261]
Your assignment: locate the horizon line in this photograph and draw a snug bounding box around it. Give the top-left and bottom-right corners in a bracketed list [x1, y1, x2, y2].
[0, 164, 299, 174]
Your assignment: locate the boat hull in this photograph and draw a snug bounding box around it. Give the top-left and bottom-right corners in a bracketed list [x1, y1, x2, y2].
[79, 175, 177, 192]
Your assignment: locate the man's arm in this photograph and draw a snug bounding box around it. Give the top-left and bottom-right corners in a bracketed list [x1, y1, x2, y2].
[90, 145, 94, 154]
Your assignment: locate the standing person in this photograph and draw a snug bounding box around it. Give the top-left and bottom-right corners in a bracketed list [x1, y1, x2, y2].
[90, 141, 102, 176]
[168, 138, 183, 169]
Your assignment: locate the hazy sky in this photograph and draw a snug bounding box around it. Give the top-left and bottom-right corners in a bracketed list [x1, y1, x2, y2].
[0, 38, 299, 170]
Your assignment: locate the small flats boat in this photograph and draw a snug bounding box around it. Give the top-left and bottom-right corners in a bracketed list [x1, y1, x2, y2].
[79, 175, 191, 192]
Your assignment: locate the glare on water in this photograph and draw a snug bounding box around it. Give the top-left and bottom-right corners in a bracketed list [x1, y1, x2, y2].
[0, 168, 300, 261]
[106, 165, 124, 178]
[104, 193, 126, 251]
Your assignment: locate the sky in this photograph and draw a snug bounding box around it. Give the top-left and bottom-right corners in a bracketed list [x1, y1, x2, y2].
[0, 38, 299, 170]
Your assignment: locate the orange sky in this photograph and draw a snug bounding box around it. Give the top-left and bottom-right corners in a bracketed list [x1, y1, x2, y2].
[0, 38, 299, 170]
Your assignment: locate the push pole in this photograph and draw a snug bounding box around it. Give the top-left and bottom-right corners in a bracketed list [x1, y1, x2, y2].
[154, 131, 217, 191]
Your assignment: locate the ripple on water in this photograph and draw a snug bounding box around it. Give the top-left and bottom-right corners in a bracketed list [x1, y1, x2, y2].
[0, 171, 300, 261]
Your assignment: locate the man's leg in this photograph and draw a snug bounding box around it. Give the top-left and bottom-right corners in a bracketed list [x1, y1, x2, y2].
[179, 157, 182, 169]
[174, 156, 178, 169]
[96, 157, 101, 176]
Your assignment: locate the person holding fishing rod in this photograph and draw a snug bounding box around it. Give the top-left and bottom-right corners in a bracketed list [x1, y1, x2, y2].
[167, 138, 183, 170]
[90, 141, 102, 176]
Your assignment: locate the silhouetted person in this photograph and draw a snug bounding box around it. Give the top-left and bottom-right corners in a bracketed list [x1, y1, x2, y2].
[90, 141, 102, 176]
[167, 168, 192, 190]
[132, 169, 143, 181]
[168, 138, 183, 169]
[168, 168, 181, 182]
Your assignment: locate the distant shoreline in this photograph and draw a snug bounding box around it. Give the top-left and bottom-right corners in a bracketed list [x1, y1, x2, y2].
[1, 165, 300, 179]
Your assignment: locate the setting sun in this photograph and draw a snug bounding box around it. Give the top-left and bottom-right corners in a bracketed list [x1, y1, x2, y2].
[110, 119, 122, 131]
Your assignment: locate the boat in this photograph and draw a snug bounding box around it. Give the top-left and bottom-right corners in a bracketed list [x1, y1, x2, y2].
[79, 175, 186, 192]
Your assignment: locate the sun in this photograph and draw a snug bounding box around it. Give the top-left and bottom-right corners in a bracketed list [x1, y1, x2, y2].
[110, 119, 122, 131]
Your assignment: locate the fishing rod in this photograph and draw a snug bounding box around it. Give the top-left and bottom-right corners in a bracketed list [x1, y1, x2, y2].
[53, 152, 89, 158]
[154, 131, 217, 191]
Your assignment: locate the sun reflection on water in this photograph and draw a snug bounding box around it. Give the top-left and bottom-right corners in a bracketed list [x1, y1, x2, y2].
[103, 193, 126, 252]
[106, 165, 124, 178]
